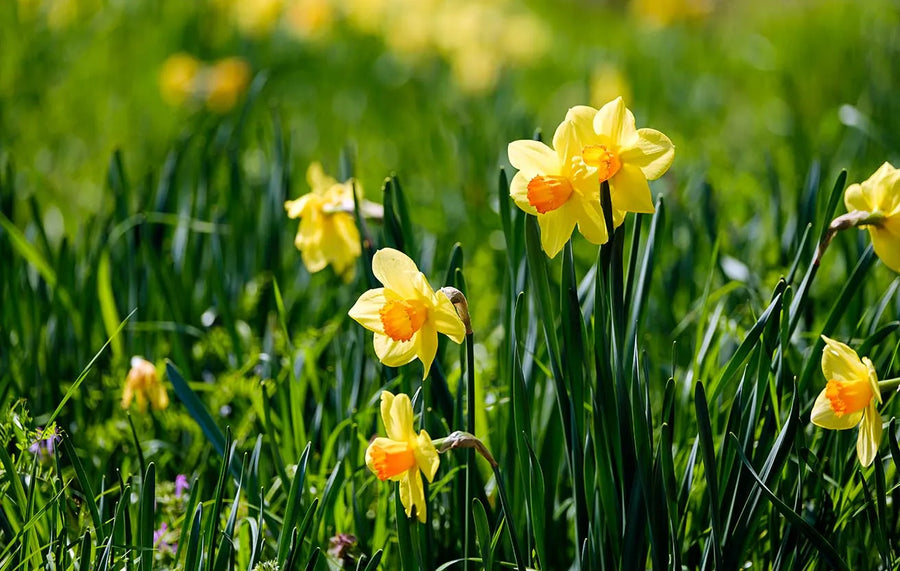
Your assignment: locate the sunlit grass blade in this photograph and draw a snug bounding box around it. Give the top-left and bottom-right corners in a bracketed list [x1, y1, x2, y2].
[277, 442, 312, 566]
[138, 463, 155, 571]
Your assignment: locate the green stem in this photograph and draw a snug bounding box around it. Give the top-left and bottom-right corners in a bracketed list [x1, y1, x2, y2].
[879, 377, 900, 392]
[464, 331, 476, 571]
[493, 465, 527, 571]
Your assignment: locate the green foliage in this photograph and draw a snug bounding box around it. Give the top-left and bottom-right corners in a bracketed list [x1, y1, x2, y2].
[2, 0, 900, 569]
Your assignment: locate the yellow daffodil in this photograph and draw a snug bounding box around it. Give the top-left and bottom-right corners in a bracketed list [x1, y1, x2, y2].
[844, 162, 900, 273]
[811, 336, 882, 467]
[508, 111, 611, 257]
[365, 391, 439, 523]
[578, 97, 674, 228]
[159, 53, 201, 107]
[508, 99, 674, 257]
[122, 357, 169, 413]
[285, 163, 370, 281]
[348, 248, 466, 377]
[205, 57, 251, 113]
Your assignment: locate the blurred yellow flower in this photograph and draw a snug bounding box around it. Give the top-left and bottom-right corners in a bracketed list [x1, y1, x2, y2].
[348, 248, 466, 377]
[508, 110, 610, 257]
[844, 162, 900, 273]
[811, 336, 882, 467]
[580, 97, 675, 227]
[159, 53, 201, 107]
[632, 0, 713, 27]
[285, 0, 334, 38]
[285, 163, 366, 281]
[365, 391, 439, 523]
[122, 357, 169, 413]
[233, 0, 284, 37]
[205, 58, 251, 113]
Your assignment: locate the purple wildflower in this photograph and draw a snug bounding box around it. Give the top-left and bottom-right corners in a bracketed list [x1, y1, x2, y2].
[175, 474, 190, 499]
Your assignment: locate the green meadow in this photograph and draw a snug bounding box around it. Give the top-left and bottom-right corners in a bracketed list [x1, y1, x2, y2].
[2, 0, 900, 569]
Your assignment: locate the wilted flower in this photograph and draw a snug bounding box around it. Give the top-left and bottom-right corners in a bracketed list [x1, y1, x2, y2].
[365, 391, 439, 523]
[811, 336, 882, 467]
[348, 248, 466, 378]
[122, 357, 169, 413]
[327, 533, 360, 567]
[844, 162, 900, 273]
[285, 163, 379, 281]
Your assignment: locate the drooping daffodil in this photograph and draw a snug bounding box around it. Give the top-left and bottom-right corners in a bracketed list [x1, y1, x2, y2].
[122, 357, 169, 413]
[507, 98, 674, 257]
[365, 391, 440, 522]
[348, 248, 466, 378]
[844, 162, 900, 273]
[810, 336, 882, 467]
[285, 162, 380, 282]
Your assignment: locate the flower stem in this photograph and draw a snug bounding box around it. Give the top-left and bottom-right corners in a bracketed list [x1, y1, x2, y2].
[493, 464, 527, 571]
[879, 377, 900, 392]
[464, 330, 476, 571]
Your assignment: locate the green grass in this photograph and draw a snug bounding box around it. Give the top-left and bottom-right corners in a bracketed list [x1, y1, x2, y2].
[2, 0, 900, 569]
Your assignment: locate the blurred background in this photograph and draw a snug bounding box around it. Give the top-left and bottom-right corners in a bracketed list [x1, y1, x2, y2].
[2, 0, 898, 245]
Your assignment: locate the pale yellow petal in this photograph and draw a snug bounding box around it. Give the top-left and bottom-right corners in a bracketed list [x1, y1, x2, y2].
[414, 430, 440, 483]
[870, 225, 900, 273]
[820, 336, 868, 384]
[307, 162, 337, 193]
[373, 334, 418, 368]
[431, 294, 466, 344]
[398, 472, 414, 519]
[285, 194, 315, 219]
[874, 167, 900, 215]
[593, 97, 636, 146]
[609, 164, 655, 216]
[857, 402, 882, 467]
[619, 128, 675, 180]
[843, 183, 867, 214]
[348, 288, 388, 332]
[406, 468, 427, 523]
[509, 172, 539, 215]
[537, 202, 578, 258]
[810, 388, 863, 430]
[414, 323, 439, 379]
[380, 391, 415, 442]
[553, 107, 595, 161]
[572, 197, 609, 245]
[508, 140, 559, 176]
[372, 248, 421, 297]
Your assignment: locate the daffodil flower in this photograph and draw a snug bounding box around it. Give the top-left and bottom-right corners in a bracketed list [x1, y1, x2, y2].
[578, 97, 674, 228]
[285, 163, 371, 282]
[844, 162, 900, 273]
[365, 391, 440, 523]
[810, 336, 882, 467]
[122, 357, 169, 413]
[507, 98, 674, 257]
[348, 249, 466, 378]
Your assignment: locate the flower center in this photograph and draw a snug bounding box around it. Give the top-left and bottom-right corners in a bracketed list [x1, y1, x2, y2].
[526, 175, 574, 214]
[368, 439, 416, 480]
[825, 378, 874, 416]
[581, 144, 621, 181]
[380, 299, 428, 342]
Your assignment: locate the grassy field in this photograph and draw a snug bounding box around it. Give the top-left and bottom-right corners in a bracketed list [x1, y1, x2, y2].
[2, 0, 900, 569]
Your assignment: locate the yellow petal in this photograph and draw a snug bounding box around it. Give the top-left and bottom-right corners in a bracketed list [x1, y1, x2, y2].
[572, 197, 609, 245]
[856, 401, 882, 467]
[348, 288, 388, 332]
[372, 248, 422, 298]
[820, 336, 868, 384]
[537, 202, 578, 258]
[870, 225, 900, 273]
[618, 128, 675, 180]
[414, 429, 440, 483]
[366, 437, 414, 481]
[843, 182, 867, 214]
[380, 391, 414, 442]
[285, 194, 315, 219]
[306, 162, 337, 193]
[374, 334, 418, 368]
[609, 163, 656, 216]
[552, 107, 595, 161]
[874, 167, 900, 215]
[398, 471, 414, 519]
[593, 97, 636, 146]
[414, 323, 439, 379]
[404, 468, 427, 523]
[509, 172, 539, 215]
[810, 388, 863, 430]
[508, 140, 559, 176]
[431, 294, 466, 344]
